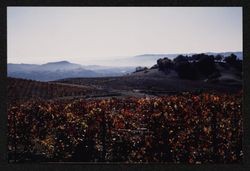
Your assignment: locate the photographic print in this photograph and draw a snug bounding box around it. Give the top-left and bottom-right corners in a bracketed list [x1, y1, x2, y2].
[7, 7, 243, 163]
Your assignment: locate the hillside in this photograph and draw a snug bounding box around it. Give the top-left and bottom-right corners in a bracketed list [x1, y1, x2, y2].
[7, 77, 100, 102]
[132, 53, 242, 85]
[132, 63, 242, 85]
[55, 54, 242, 97]
[8, 53, 242, 100]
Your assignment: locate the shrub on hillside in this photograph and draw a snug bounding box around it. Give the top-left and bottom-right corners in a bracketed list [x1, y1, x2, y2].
[224, 54, 242, 72]
[215, 54, 223, 62]
[150, 64, 159, 69]
[224, 54, 237, 65]
[135, 66, 148, 73]
[195, 54, 216, 77]
[175, 61, 198, 80]
[157, 57, 174, 73]
[173, 55, 188, 64]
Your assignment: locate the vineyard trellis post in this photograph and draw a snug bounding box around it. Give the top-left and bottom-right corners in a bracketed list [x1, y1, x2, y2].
[211, 106, 218, 162]
[101, 110, 107, 162]
[13, 110, 17, 163]
[232, 102, 241, 161]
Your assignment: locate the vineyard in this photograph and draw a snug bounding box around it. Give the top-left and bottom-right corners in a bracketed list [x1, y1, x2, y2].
[7, 77, 99, 102]
[8, 91, 243, 163]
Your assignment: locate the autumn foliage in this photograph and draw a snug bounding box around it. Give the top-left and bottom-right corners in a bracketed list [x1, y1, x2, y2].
[8, 91, 243, 163]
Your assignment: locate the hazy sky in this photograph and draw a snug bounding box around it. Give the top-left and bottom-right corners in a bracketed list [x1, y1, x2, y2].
[7, 7, 242, 64]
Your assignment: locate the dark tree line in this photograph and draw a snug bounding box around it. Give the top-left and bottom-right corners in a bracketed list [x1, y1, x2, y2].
[155, 53, 242, 80]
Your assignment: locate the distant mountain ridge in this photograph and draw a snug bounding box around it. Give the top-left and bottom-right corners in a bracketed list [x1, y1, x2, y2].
[133, 51, 242, 61]
[134, 51, 242, 58]
[101, 51, 242, 67]
[40, 61, 82, 71]
[8, 61, 135, 81]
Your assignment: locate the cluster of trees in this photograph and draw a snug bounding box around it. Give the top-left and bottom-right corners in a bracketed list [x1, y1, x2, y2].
[155, 53, 242, 80]
[135, 66, 149, 73]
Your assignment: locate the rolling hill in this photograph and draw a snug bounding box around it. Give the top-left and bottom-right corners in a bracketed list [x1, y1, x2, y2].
[7, 61, 135, 81]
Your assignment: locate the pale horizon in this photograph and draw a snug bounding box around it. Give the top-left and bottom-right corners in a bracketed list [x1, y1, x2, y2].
[8, 7, 242, 65]
[8, 51, 243, 66]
